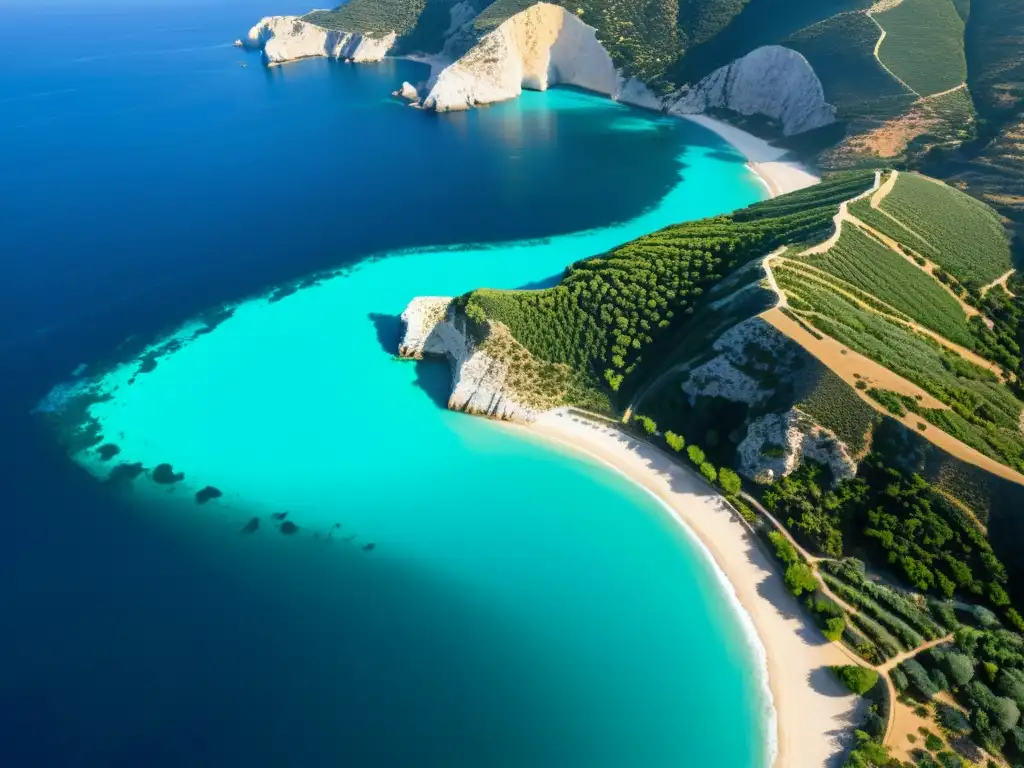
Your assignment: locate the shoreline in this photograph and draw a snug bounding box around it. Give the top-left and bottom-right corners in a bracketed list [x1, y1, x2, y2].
[679, 114, 820, 198]
[510, 410, 863, 768]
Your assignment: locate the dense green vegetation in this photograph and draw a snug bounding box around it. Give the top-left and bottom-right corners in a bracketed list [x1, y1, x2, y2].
[762, 456, 1014, 613]
[896, 621, 1024, 762]
[462, 171, 875, 402]
[874, 0, 968, 96]
[785, 12, 913, 117]
[305, 0, 428, 36]
[874, 173, 1012, 288]
[801, 224, 976, 347]
[670, 0, 873, 84]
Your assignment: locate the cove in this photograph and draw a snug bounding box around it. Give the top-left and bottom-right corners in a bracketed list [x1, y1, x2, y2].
[18, 6, 771, 763]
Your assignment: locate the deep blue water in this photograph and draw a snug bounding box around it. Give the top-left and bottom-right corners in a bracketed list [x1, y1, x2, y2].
[1, 2, 768, 766]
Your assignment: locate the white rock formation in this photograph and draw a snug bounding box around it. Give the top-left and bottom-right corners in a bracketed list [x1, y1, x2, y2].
[396, 81, 419, 101]
[422, 3, 657, 112]
[683, 317, 798, 406]
[244, 16, 397, 65]
[737, 410, 857, 483]
[667, 45, 835, 136]
[399, 298, 542, 421]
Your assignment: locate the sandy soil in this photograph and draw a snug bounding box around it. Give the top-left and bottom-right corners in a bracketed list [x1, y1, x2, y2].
[681, 114, 821, 197]
[515, 410, 865, 768]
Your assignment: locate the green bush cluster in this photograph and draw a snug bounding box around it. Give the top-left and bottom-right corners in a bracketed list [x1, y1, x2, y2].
[833, 665, 880, 695]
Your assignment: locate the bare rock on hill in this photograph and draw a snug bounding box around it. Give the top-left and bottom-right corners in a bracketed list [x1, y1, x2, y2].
[667, 45, 836, 136]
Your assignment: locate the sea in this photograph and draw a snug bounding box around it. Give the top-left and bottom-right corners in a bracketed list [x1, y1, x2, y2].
[1, 1, 772, 766]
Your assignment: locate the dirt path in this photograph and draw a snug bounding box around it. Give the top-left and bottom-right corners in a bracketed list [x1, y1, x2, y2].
[871, 169, 899, 208]
[867, 12, 919, 97]
[879, 634, 954, 673]
[923, 81, 967, 101]
[801, 172, 881, 257]
[981, 269, 1016, 298]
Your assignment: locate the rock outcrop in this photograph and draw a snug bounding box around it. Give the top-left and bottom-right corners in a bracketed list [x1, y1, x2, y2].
[243, 16, 397, 65]
[736, 410, 858, 483]
[399, 298, 543, 421]
[396, 81, 419, 101]
[422, 3, 656, 112]
[667, 45, 835, 136]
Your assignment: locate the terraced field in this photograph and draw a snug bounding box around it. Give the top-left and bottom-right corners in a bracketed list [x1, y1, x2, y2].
[872, 172, 1013, 287]
[799, 224, 975, 347]
[874, 0, 967, 96]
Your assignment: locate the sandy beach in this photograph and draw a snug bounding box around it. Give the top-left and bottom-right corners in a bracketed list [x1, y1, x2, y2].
[681, 114, 821, 197]
[518, 410, 864, 768]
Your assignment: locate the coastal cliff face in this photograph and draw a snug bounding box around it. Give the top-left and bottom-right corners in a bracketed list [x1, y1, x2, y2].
[667, 46, 836, 136]
[244, 16, 396, 65]
[680, 317, 858, 483]
[399, 297, 544, 422]
[422, 3, 657, 112]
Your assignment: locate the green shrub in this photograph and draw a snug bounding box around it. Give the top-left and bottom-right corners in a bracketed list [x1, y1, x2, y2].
[717, 467, 741, 496]
[699, 462, 717, 483]
[936, 702, 971, 734]
[924, 730, 944, 751]
[768, 531, 799, 565]
[687, 444, 705, 466]
[903, 659, 940, 698]
[664, 431, 684, 452]
[890, 667, 909, 692]
[824, 617, 846, 641]
[636, 415, 657, 435]
[785, 562, 818, 597]
[944, 652, 975, 686]
[833, 665, 879, 696]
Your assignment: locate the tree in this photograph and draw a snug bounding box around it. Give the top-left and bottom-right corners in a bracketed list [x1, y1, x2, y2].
[699, 462, 717, 483]
[718, 467, 741, 496]
[983, 661, 998, 684]
[784, 563, 817, 597]
[931, 669, 950, 692]
[768, 531, 798, 565]
[823, 617, 845, 642]
[903, 659, 939, 699]
[833, 665, 879, 695]
[944, 652, 975, 687]
[636, 415, 657, 435]
[936, 703, 971, 734]
[991, 696, 1020, 731]
[664, 431, 684, 452]
[686, 444, 705, 466]
[890, 667, 909, 693]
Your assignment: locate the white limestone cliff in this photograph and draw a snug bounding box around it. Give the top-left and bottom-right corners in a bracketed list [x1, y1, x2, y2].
[399, 298, 543, 422]
[422, 3, 657, 112]
[243, 16, 396, 65]
[667, 45, 836, 136]
[736, 410, 858, 484]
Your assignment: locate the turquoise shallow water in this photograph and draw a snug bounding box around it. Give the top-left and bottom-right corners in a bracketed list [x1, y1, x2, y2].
[24, 12, 771, 762]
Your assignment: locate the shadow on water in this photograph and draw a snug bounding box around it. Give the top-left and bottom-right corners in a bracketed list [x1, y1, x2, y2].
[368, 312, 402, 356]
[704, 149, 747, 164]
[413, 359, 452, 410]
[516, 271, 567, 291]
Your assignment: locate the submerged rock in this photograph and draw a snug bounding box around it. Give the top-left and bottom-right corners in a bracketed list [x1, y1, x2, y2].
[107, 462, 145, 484]
[96, 443, 121, 462]
[152, 463, 184, 484]
[280, 521, 299, 535]
[362, 543, 376, 552]
[240, 517, 260, 534]
[195, 486, 223, 504]
[271, 511, 288, 521]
